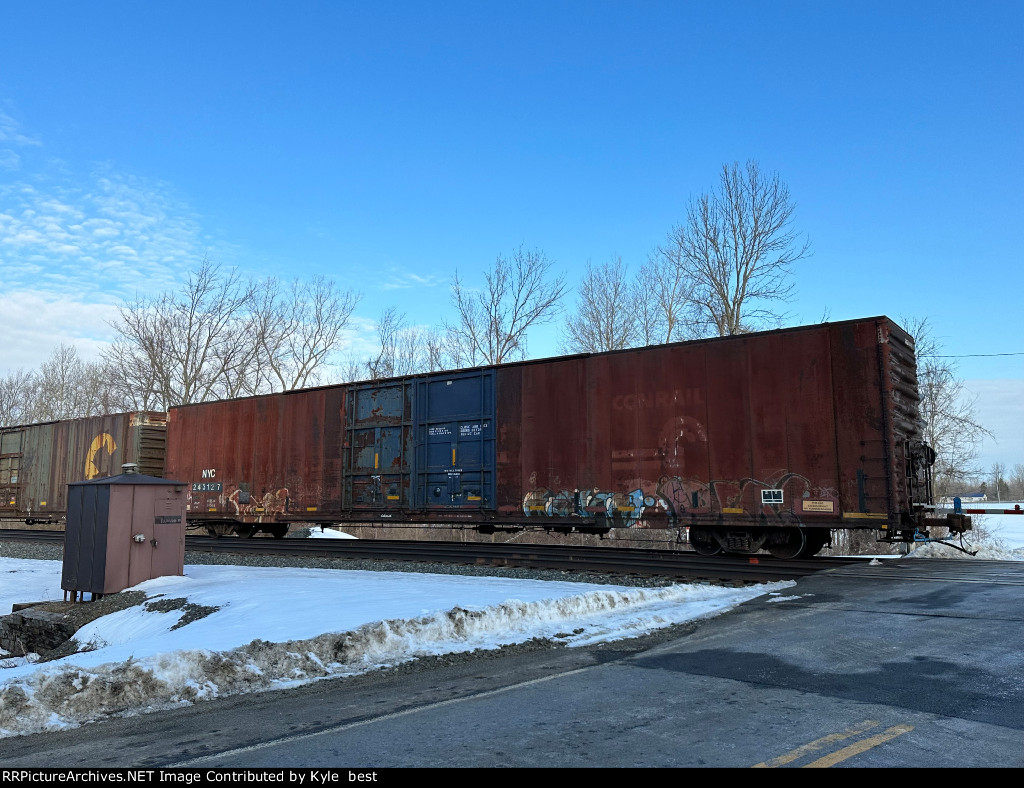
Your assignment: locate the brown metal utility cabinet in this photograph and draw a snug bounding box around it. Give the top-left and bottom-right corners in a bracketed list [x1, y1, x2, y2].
[61, 465, 188, 600]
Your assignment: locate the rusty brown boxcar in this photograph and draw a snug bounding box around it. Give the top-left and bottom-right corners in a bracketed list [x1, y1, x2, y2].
[164, 316, 954, 556]
[163, 387, 345, 538]
[0, 412, 167, 523]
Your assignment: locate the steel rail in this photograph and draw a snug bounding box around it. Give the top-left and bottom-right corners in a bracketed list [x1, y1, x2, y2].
[0, 528, 66, 545]
[1, 529, 863, 583]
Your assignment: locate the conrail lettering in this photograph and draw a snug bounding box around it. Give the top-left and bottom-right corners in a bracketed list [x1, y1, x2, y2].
[613, 388, 704, 411]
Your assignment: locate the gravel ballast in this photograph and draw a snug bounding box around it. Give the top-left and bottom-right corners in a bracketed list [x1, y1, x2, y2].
[0, 538, 679, 588]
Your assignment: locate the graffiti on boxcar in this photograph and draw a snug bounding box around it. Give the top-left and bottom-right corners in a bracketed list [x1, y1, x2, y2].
[656, 475, 713, 516]
[229, 487, 290, 520]
[523, 487, 572, 517]
[605, 489, 655, 526]
[658, 416, 708, 472]
[708, 471, 813, 516]
[521, 469, 840, 529]
[85, 433, 117, 480]
[660, 471, 838, 524]
[522, 486, 655, 526]
[523, 487, 555, 515]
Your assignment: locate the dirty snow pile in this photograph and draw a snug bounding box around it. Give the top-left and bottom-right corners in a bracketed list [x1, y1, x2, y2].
[0, 559, 792, 739]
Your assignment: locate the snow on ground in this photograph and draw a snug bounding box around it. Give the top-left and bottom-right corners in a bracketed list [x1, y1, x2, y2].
[306, 527, 357, 539]
[0, 559, 792, 740]
[0, 513, 1020, 740]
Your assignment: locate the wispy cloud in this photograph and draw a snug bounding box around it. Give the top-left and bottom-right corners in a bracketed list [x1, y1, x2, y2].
[0, 150, 20, 171]
[0, 173, 211, 297]
[0, 113, 225, 371]
[0, 110, 39, 172]
[379, 268, 445, 291]
[0, 110, 41, 148]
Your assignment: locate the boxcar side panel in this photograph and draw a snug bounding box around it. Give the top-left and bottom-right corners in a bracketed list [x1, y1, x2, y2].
[703, 337, 754, 517]
[157, 315, 921, 536]
[343, 381, 413, 509]
[747, 332, 790, 512]
[517, 358, 587, 519]
[177, 400, 234, 516]
[829, 320, 891, 520]
[494, 367, 523, 516]
[660, 344, 712, 514]
[0, 412, 165, 520]
[19, 422, 56, 516]
[502, 318, 913, 531]
[320, 387, 345, 515]
[254, 395, 284, 517]
[287, 387, 341, 516]
[166, 389, 345, 526]
[413, 369, 496, 512]
[780, 327, 841, 520]
[283, 393, 313, 514]
[165, 407, 199, 512]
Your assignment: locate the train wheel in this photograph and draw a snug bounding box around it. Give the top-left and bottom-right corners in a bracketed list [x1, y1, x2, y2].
[205, 526, 221, 538]
[689, 527, 722, 556]
[271, 526, 289, 539]
[766, 527, 807, 559]
[237, 526, 257, 539]
[798, 530, 830, 558]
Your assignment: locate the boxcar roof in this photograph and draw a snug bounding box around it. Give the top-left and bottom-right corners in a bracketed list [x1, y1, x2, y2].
[167, 314, 909, 412]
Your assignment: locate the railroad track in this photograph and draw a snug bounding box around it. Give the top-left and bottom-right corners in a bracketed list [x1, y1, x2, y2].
[1, 528, 864, 583]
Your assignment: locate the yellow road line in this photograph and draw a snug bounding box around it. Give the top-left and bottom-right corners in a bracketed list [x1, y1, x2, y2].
[802, 725, 914, 768]
[753, 720, 881, 768]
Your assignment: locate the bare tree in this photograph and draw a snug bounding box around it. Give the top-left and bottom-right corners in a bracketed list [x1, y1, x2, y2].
[253, 276, 361, 392]
[0, 368, 38, 426]
[438, 323, 477, 370]
[101, 339, 167, 412]
[363, 307, 446, 380]
[366, 307, 405, 380]
[903, 316, 993, 495]
[105, 259, 258, 408]
[636, 251, 701, 345]
[660, 160, 810, 336]
[447, 246, 567, 365]
[395, 325, 433, 375]
[990, 462, 1013, 502]
[107, 262, 361, 405]
[0, 346, 119, 425]
[31, 344, 110, 421]
[421, 327, 448, 372]
[1010, 464, 1024, 501]
[562, 257, 641, 353]
[333, 356, 370, 384]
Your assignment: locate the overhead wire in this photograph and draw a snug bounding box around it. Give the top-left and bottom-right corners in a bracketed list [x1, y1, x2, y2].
[920, 352, 1024, 358]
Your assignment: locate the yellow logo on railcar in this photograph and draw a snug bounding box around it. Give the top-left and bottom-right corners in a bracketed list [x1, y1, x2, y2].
[85, 433, 117, 480]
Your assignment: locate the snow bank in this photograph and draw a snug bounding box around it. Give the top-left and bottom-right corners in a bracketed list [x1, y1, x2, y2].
[0, 559, 790, 739]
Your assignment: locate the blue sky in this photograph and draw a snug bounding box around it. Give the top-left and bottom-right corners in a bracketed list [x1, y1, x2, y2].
[0, 1, 1021, 471]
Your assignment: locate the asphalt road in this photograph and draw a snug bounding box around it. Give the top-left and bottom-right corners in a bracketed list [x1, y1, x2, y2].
[2, 558, 1022, 768]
